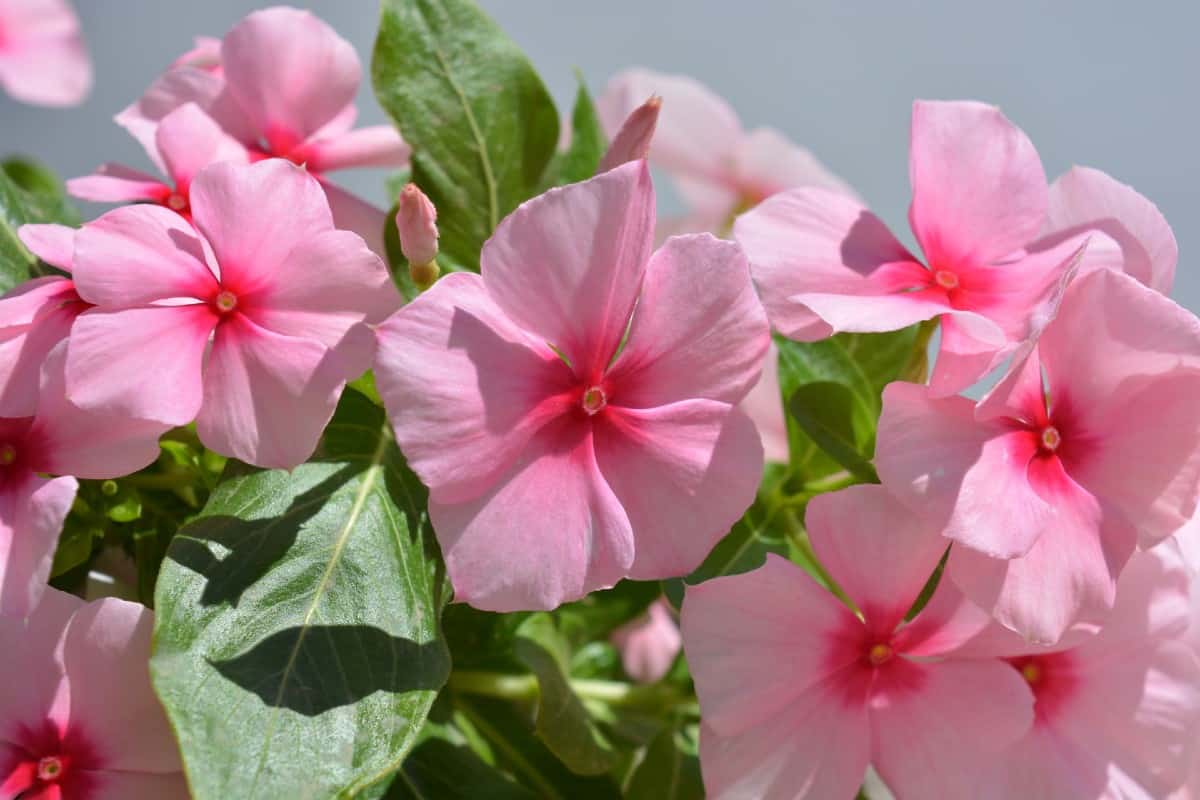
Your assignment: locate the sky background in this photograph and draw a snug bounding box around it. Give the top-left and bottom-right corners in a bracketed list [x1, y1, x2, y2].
[2, 1, 1196, 309]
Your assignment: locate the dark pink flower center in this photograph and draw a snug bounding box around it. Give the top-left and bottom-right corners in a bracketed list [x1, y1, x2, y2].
[36, 755, 64, 782]
[866, 642, 894, 666]
[2, 719, 103, 799]
[580, 385, 608, 416]
[1007, 652, 1078, 722]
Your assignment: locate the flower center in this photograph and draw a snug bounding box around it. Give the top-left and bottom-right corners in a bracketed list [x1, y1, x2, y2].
[580, 386, 607, 416]
[1040, 425, 1061, 452]
[867, 642, 894, 666]
[214, 290, 238, 314]
[165, 192, 188, 212]
[933, 269, 959, 290]
[0, 443, 15, 466]
[1021, 662, 1042, 685]
[37, 755, 64, 782]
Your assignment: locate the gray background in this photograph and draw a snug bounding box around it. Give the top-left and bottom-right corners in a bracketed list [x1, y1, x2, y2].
[2, 2, 1196, 309]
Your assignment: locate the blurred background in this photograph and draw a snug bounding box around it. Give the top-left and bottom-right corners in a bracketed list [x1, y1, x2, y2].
[2, 1, 1196, 308]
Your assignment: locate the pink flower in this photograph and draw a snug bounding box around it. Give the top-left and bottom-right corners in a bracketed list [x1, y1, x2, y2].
[681, 483, 1034, 799]
[610, 599, 681, 684]
[960, 549, 1200, 799]
[876, 268, 1200, 643]
[735, 101, 1172, 396]
[0, 0, 90, 107]
[0, 589, 188, 799]
[0, 225, 90, 417]
[68, 102, 248, 219]
[375, 162, 768, 611]
[596, 68, 854, 234]
[597, 94, 661, 174]
[395, 182, 439, 268]
[1, 343, 165, 617]
[115, 6, 409, 252]
[65, 159, 399, 469]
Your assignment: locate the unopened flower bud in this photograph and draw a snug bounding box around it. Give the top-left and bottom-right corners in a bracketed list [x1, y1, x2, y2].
[597, 94, 662, 174]
[395, 183, 439, 269]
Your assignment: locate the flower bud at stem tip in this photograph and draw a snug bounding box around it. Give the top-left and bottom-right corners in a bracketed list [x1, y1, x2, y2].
[396, 183, 439, 268]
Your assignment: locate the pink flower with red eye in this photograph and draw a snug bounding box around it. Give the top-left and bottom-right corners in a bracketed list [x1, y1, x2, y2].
[68, 102, 249, 219]
[64, 158, 399, 470]
[681, 483, 1034, 800]
[735, 100, 1174, 397]
[0, 0, 90, 107]
[951, 549, 1200, 799]
[610, 599, 681, 684]
[0, 225, 92, 417]
[375, 161, 769, 612]
[876, 268, 1200, 643]
[0, 589, 188, 799]
[596, 68, 854, 236]
[0, 342, 166, 618]
[115, 6, 409, 253]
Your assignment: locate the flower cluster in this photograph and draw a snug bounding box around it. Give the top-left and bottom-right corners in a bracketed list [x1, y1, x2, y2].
[3, 4, 1199, 799]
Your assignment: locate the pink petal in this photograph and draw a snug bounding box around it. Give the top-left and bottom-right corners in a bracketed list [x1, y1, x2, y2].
[155, 102, 249, 193]
[375, 272, 577, 504]
[1042, 166, 1177, 294]
[604, 234, 768, 407]
[188, 159, 334, 291]
[481, 160, 655, 376]
[1077, 547, 1193, 660]
[974, 726, 1110, 800]
[116, 66, 226, 173]
[0, 5, 90, 108]
[171, 35, 222, 73]
[430, 417, 634, 612]
[681, 554, 861, 735]
[610, 600, 681, 684]
[84, 772, 190, 800]
[220, 6, 361, 151]
[319, 179, 389, 257]
[17, 223, 74, 271]
[733, 187, 934, 341]
[72, 205, 218, 306]
[738, 340, 789, 463]
[875, 382, 1052, 559]
[597, 95, 660, 174]
[869, 659, 1035, 799]
[0, 277, 80, 417]
[893, 578, 996, 658]
[0, 587, 76, 736]
[299, 126, 411, 172]
[806, 484, 949, 634]
[908, 100, 1047, 269]
[0, 475, 76, 619]
[731, 127, 858, 202]
[66, 163, 170, 204]
[60, 598, 183, 773]
[196, 314, 344, 469]
[594, 401, 763, 580]
[31, 342, 168, 479]
[66, 306, 215, 426]
[698, 691, 870, 800]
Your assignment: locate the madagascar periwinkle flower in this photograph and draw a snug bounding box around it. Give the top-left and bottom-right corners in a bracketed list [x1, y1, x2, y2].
[375, 161, 769, 611]
[0, 0, 90, 107]
[610, 598, 682, 684]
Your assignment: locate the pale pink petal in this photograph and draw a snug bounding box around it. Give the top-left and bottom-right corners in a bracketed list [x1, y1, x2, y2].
[875, 382, 1053, 559]
[196, 315, 344, 469]
[610, 600, 681, 684]
[482, 160, 655, 375]
[0, 475, 75, 619]
[299, 126, 410, 172]
[893, 579, 996, 657]
[0, 277, 80, 417]
[220, 6, 361, 151]
[698, 689, 870, 800]
[681, 554, 861, 735]
[72, 205, 217, 306]
[738, 340, 789, 463]
[734, 187, 934, 341]
[66, 164, 170, 204]
[116, 67, 226, 172]
[60, 598, 183, 773]
[908, 100, 1047, 268]
[430, 417, 634, 612]
[66, 306, 215, 425]
[188, 159, 333, 291]
[17, 223, 74, 271]
[604, 234, 769, 407]
[974, 725, 1110, 800]
[319, 179, 389, 257]
[0, 0, 90, 108]
[1042, 166, 1176, 294]
[171, 35, 222, 73]
[732, 127, 858, 202]
[0, 586, 77, 726]
[597, 95, 660, 174]
[155, 102, 249, 193]
[869, 659, 1035, 799]
[86, 772, 190, 800]
[375, 272, 576, 503]
[594, 401, 762, 580]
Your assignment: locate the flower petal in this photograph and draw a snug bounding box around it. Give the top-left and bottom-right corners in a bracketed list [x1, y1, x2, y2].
[66, 164, 170, 204]
[299, 126, 411, 172]
[0, 277, 80, 417]
[0, 9, 90, 108]
[155, 102, 249, 193]
[83, 772, 190, 800]
[16, 223, 74, 272]
[116, 66, 226, 172]
[0, 585, 76, 728]
[738, 339, 789, 463]
[732, 127, 858, 201]
[319, 180, 390, 257]
[0, 475, 76, 619]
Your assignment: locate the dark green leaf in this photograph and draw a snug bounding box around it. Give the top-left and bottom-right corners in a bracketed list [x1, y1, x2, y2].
[151, 390, 451, 799]
[624, 726, 704, 800]
[787, 382, 878, 483]
[373, 0, 560, 270]
[554, 76, 607, 185]
[685, 493, 791, 584]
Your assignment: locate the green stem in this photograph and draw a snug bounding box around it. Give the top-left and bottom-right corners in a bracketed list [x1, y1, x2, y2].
[448, 670, 695, 713]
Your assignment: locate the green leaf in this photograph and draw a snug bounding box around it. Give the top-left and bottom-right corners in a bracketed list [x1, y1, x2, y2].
[373, 0, 560, 271]
[512, 614, 617, 775]
[787, 382, 878, 483]
[554, 76, 607, 185]
[624, 726, 704, 800]
[151, 390, 451, 800]
[685, 493, 791, 585]
[1, 157, 79, 228]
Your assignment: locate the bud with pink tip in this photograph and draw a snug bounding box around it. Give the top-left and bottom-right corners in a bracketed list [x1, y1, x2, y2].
[597, 94, 661, 173]
[395, 183, 440, 290]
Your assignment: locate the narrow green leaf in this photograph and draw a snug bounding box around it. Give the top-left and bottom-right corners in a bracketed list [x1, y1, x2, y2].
[787, 382, 879, 483]
[151, 390, 451, 799]
[372, 0, 560, 270]
[555, 76, 607, 185]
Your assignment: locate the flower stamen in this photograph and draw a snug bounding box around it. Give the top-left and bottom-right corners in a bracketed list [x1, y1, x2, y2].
[0, 443, 15, 466]
[214, 290, 238, 314]
[867, 642, 894, 666]
[581, 386, 607, 416]
[1040, 426, 1061, 452]
[37, 755, 64, 782]
[933, 270, 959, 290]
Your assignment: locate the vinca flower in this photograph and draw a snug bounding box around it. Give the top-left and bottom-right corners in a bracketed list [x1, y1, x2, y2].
[0, 0, 90, 107]
[610, 599, 682, 684]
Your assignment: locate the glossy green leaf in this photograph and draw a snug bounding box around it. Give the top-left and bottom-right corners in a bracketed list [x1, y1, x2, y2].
[372, 0, 560, 271]
[151, 390, 451, 800]
[787, 381, 878, 483]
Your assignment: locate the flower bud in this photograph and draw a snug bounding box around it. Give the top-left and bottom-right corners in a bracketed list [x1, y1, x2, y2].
[395, 183, 439, 269]
[597, 94, 662, 174]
